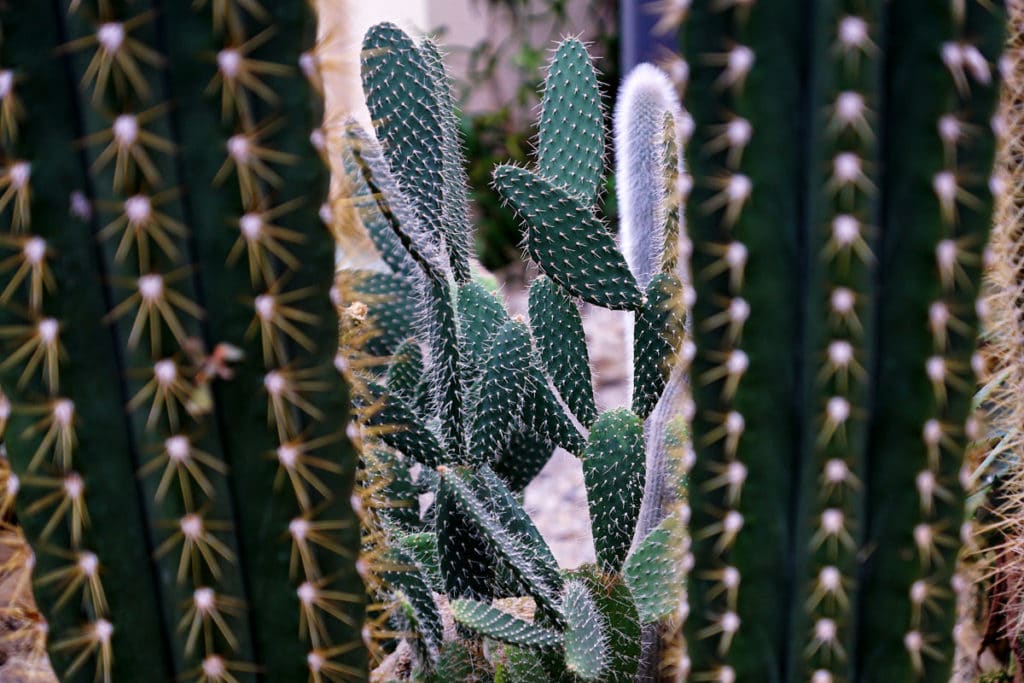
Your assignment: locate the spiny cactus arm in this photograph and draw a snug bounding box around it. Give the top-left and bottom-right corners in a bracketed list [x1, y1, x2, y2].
[493, 429, 556, 492]
[382, 546, 443, 667]
[386, 339, 428, 414]
[537, 38, 606, 203]
[435, 482, 497, 601]
[680, 1, 1005, 681]
[336, 132, 418, 279]
[349, 129, 449, 283]
[493, 164, 643, 311]
[0, 5, 174, 679]
[526, 365, 588, 455]
[623, 510, 687, 624]
[859, 4, 1004, 681]
[425, 278, 466, 461]
[614, 63, 685, 291]
[360, 382, 445, 469]
[582, 409, 646, 572]
[473, 465, 562, 593]
[449, 599, 562, 650]
[572, 569, 642, 682]
[420, 38, 474, 284]
[398, 532, 443, 593]
[456, 279, 511, 377]
[631, 273, 687, 420]
[469, 320, 532, 466]
[159, 1, 366, 677]
[374, 449, 422, 531]
[561, 579, 609, 681]
[528, 275, 598, 427]
[439, 467, 564, 623]
[50, 2, 265, 677]
[361, 23, 470, 282]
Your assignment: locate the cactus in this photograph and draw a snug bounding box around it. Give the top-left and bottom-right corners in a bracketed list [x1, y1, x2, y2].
[969, 2, 1024, 678]
[0, 2, 365, 682]
[339, 22, 691, 682]
[677, 2, 1005, 682]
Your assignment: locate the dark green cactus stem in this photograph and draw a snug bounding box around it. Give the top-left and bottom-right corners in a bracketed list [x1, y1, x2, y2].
[0, 2, 365, 681]
[680, 2, 1004, 682]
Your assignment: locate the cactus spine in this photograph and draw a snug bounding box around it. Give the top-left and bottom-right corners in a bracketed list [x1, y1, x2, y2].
[0, 2, 364, 681]
[678, 2, 1004, 682]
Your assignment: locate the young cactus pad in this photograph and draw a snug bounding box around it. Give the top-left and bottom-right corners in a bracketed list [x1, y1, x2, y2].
[678, 2, 1004, 682]
[0, 2, 364, 681]
[341, 21, 691, 682]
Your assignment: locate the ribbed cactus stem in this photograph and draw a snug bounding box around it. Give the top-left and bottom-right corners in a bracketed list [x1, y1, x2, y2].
[0, 2, 366, 681]
[680, 2, 1004, 681]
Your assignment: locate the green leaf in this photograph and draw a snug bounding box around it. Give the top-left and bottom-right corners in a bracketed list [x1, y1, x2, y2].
[583, 409, 646, 571]
[493, 165, 642, 311]
[470, 320, 532, 465]
[450, 599, 561, 650]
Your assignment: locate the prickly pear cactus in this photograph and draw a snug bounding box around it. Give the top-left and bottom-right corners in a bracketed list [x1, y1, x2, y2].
[677, 2, 1005, 682]
[0, 2, 364, 681]
[338, 23, 692, 682]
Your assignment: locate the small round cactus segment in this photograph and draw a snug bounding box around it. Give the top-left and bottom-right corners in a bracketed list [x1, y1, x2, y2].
[0, 1, 363, 681]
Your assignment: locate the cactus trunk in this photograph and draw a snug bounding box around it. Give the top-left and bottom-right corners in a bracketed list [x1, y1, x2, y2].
[0, 2, 365, 681]
[680, 2, 1004, 681]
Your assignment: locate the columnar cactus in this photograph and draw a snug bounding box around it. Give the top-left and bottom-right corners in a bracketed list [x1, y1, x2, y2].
[971, 2, 1024, 676]
[339, 23, 691, 681]
[678, 2, 1004, 682]
[0, 2, 364, 681]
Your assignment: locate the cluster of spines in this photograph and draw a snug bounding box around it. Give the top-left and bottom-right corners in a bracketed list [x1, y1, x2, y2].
[797, 7, 881, 682]
[0, 1, 365, 681]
